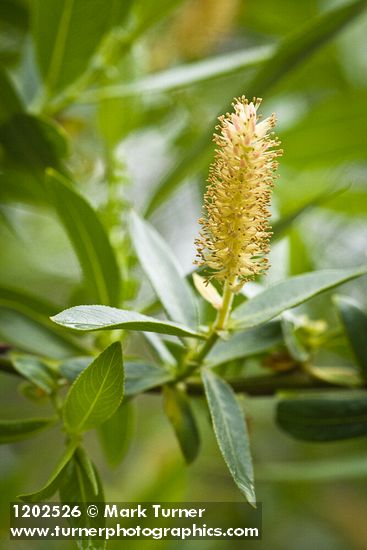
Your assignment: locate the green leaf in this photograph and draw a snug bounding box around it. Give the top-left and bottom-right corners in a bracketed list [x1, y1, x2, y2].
[19, 442, 77, 502]
[12, 355, 57, 394]
[142, 332, 177, 367]
[0, 308, 83, 359]
[0, 417, 55, 444]
[0, 112, 68, 205]
[73, 446, 98, 496]
[125, 362, 172, 396]
[206, 322, 282, 368]
[32, 0, 131, 95]
[334, 295, 367, 381]
[129, 211, 198, 327]
[0, 285, 64, 318]
[51, 305, 204, 338]
[163, 384, 200, 464]
[0, 285, 87, 356]
[0, 0, 29, 67]
[144, 0, 367, 216]
[45, 169, 121, 306]
[0, 67, 23, 124]
[307, 365, 362, 388]
[202, 369, 255, 505]
[281, 314, 309, 362]
[59, 449, 105, 550]
[18, 382, 49, 403]
[0, 112, 68, 204]
[59, 356, 92, 381]
[98, 400, 135, 467]
[232, 266, 367, 330]
[0, 114, 67, 172]
[276, 395, 367, 441]
[63, 342, 124, 433]
[60, 448, 103, 504]
[81, 45, 272, 103]
[0, 0, 29, 31]
[59, 357, 173, 394]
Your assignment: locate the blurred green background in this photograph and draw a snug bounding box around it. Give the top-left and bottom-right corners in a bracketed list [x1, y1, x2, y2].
[1, 0, 367, 548]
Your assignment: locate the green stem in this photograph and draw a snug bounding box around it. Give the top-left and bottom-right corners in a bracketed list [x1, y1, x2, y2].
[178, 279, 235, 379]
[156, 371, 363, 396]
[215, 280, 235, 330]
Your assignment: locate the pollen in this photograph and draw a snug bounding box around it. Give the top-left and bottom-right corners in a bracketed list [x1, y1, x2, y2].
[194, 96, 282, 291]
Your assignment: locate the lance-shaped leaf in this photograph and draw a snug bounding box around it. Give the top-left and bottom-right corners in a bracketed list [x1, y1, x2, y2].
[206, 322, 282, 368]
[45, 170, 121, 306]
[81, 45, 272, 103]
[52, 305, 204, 338]
[144, 0, 367, 216]
[59, 448, 105, 550]
[163, 384, 200, 464]
[277, 395, 367, 441]
[129, 211, 197, 327]
[12, 355, 58, 394]
[232, 266, 367, 330]
[0, 417, 55, 444]
[72, 446, 99, 497]
[19, 442, 77, 502]
[63, 342, 124, 433]
[202, 369, 255, 505]
[333, 295, 367, 381]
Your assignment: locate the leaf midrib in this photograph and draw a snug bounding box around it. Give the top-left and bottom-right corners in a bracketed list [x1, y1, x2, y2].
[233, 268, 367, 328]
[69, 348, 117, 432]
[204, 371, 253, 488]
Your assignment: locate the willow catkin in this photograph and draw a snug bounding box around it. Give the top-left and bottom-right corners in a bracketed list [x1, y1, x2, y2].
[194, 96, 282, 291]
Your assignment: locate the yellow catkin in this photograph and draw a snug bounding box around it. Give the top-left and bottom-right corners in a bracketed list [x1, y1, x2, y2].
[195, 96, 282, 291]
